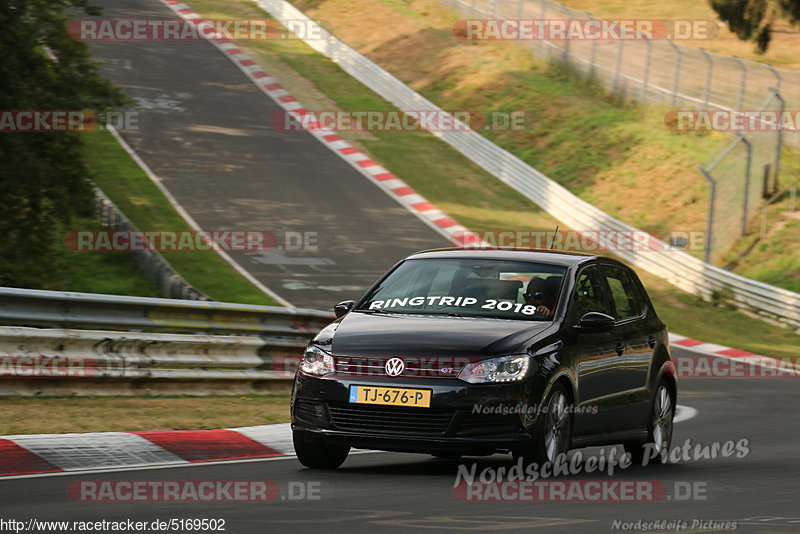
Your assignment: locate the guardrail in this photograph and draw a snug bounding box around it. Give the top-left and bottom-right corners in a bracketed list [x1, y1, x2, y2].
[254, 0, 800, 331]
[0, 287, 334, 395]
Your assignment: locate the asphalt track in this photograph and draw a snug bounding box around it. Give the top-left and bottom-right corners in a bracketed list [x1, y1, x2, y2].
[1, 348, 797, 533]
[51, 2, 797, 532]
[85, 0, 448, 309]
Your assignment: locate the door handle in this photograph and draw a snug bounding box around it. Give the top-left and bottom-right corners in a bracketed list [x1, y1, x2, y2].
[648, 335, 656, 349]
[615, 342, 625, 356]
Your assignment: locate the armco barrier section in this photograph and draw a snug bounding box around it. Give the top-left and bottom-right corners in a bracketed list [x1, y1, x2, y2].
[252, 0, 800, 330]
[0, 287, 332, 335]
[0, 287, 334, 394]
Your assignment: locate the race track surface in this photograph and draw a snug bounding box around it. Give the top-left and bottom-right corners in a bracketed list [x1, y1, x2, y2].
[1, 348, 796, 533]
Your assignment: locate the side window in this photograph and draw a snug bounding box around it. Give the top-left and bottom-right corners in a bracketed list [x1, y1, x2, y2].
[602, 265, 643, 320]
[573, 265, 612, 318]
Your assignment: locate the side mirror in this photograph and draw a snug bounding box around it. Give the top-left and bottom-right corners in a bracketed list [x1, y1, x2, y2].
[577, 311, 615, 331]
[334, 300, 355, 318]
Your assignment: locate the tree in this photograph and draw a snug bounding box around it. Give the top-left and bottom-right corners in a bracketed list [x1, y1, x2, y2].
[710, 0, 800, 52]
[0, 1, 125, 286]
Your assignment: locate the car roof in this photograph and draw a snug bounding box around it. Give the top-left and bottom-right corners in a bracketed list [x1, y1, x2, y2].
[406, 247, 603, 267]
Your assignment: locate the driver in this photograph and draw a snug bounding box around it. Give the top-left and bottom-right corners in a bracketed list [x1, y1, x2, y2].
[523, 277, 558, 317]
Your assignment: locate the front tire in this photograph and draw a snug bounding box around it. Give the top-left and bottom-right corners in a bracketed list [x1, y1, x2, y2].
[624, 380, 674, 465]
[293, 430, 350, 469]
[513, 383, 572, 466]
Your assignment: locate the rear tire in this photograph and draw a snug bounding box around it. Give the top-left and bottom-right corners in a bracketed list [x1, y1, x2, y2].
[513, 383, 572, 466]
[293, 430, 350, 469]
[624, 379, 674, 465]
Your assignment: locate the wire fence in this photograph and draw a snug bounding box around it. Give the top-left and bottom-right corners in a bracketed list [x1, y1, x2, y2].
[446, 0, 800, 113]
[444, 0, 798, 263]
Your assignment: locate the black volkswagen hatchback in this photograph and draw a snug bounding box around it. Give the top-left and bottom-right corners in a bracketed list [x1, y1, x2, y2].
[291, 249, 676, 469]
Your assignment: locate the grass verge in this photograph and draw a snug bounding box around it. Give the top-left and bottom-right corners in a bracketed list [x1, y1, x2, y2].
[0, 395, 290, 435]
[44, 215, 162, 297]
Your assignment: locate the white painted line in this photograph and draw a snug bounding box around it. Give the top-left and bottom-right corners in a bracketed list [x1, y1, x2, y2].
[673, 405, 698, 424]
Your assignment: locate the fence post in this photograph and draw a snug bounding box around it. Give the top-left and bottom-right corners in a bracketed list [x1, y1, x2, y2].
[562, 5, 570, 63]
[517, 0, 524, 19]
[668, 41, 682, 106]
[740, 134, 752, 237]
[767, 64, 782, 95]
[771, 88, 784, 189]
[700, 167, 716, 264]
[489, 0, 498, 17]
[733, 57, 746, 110]
[699, 48, 712, 110]
[588, 13, 597, 80]
[613, 39, 625, 94]
[641, 38, 652, 100]
[540, 0, 547, 55]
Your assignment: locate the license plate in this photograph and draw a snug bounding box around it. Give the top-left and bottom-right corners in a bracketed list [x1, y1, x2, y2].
[349, 385, 431, 408]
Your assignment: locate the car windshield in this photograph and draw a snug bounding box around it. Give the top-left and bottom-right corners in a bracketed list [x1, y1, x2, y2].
[357, 258, 567, 320]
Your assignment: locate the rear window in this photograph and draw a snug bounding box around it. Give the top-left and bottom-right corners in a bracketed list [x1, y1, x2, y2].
[357, 258, 567, 320]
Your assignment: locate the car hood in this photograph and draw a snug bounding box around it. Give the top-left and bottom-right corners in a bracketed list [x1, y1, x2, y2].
[329, 311, 552, 358]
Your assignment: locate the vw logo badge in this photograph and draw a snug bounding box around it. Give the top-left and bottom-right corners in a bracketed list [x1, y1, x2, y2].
[385, 357, 405, 377]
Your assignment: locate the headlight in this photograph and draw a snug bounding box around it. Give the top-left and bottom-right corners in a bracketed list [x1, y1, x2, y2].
[458, 355, 530, 384]
[300, 345, 335, 376]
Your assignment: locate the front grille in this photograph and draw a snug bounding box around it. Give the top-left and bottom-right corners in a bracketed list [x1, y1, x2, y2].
[327, 403, 454, 435]
[335, 356, 462, 378]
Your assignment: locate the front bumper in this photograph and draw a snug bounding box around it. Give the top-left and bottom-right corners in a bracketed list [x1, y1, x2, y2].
[291, 373, 545, 455]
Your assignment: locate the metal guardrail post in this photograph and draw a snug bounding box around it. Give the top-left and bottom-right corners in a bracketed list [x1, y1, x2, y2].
[699, 167, 716, 264]
[740, 133, 752, 237]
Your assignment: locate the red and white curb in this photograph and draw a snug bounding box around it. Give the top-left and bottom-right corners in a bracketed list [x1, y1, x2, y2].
[668, 333, 798, 376]
[159, 0, 484, 248]
[0, 424, 293, 478]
